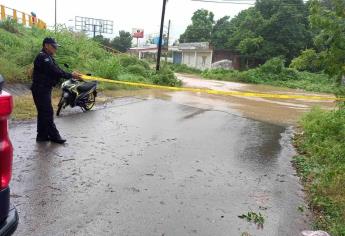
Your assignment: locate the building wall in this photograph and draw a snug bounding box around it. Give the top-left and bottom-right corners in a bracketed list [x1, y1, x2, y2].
[181, 50, 212, 70]
[196, 52, 212, 70]
[182, 52, 194, 68]
[173, 52, 182, 64]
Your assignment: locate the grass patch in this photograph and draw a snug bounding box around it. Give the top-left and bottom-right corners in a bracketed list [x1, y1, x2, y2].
[294, 107, 345, 235]
[11, 90, 61, 120]
[0, 20, 181, 87]
[200, 57, 338, 94]
[12, 94, 37, 120]
[168, 63, 202, 75]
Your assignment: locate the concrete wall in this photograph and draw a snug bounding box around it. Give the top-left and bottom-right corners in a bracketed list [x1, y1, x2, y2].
[181, 50, 212, 70]
[173, 52, 182, 64]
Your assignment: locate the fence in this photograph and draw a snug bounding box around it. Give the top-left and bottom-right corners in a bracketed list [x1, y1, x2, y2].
[0, 5, 46, 29]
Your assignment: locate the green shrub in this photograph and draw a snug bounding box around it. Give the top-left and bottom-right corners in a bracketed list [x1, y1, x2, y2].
[119, 55, 150, 70]
[0, 19, 20, 33]
[169, 63, 202, 74]
[0, 26, 181, 87]
[88, 57, 122, 80]
[127, 64, 148, 77]
[260, 57, 285, 74]
[290, 49, 323, 73]
[0, 57, 27, 82]
[295, 107, 345, 235]
[152, 66, 182, 87]
[202, 68, 242, 82]
[201, 57, 338, 93]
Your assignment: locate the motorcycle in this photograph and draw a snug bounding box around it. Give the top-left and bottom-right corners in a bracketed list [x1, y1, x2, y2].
[56, 75, 98, 116]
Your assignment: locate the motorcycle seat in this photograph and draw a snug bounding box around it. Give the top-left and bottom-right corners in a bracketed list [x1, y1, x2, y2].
[77, 82, 96, 92]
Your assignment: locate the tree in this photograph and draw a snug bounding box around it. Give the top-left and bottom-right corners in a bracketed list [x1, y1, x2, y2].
[110, 31, 132, 53]
[179, 9, 214, 43]
[227, 0, 312, 63]
[227, 8, 265, 54]
[180, 2, 312, 65]
[93, 35, 111, 47]
[211, 16, 232, 49]
[308, 0, 345, 80]
[289, 49, 322, 72]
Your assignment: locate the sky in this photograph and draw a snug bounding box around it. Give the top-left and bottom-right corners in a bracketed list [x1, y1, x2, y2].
[1, 0, 250, 43]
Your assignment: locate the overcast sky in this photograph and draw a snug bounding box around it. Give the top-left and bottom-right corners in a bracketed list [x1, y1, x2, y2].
[1, 0, 250, 42]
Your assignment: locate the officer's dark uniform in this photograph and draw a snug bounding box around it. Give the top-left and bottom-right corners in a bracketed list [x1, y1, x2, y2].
[31, 41, 72, 141]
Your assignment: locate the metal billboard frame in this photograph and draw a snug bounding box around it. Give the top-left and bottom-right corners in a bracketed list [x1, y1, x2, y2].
[75, 16, 113, 37]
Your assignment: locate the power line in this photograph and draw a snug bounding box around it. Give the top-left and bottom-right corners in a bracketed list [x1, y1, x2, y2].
[191, 0, 309, 5]
[219, 0, 255, 2]
[191, 0, 254, 5]
[202, 0, 309, 2]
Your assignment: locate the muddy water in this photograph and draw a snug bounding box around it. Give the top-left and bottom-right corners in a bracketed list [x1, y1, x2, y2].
[100, 74, 336, 126]
[175, 74, 335, 125]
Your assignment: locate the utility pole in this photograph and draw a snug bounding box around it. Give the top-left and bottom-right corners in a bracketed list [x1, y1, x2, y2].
[156, 0, 167, 71]
[137, 38, 140, 59]
[165, 19, 171, 63]
[82, 23, 101, 38]
[54, 0, 57, 32]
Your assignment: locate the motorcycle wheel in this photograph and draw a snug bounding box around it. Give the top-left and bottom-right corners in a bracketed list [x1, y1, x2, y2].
[82, 92, 95, 111]
[56, 97, 65, 116]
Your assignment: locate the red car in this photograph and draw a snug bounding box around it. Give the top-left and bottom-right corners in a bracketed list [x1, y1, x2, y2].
[0, 75, 19, 236]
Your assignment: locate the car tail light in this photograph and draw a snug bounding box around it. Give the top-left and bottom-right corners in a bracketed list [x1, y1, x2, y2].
[0, 91, 13, 190]
[0, 93, 12, 116]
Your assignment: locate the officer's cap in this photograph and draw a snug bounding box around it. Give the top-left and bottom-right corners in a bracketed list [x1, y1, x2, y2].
[42, 37, 60, 49]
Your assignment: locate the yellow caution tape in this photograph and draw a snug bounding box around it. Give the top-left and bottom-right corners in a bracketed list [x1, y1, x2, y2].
[81, 75, 344, 101]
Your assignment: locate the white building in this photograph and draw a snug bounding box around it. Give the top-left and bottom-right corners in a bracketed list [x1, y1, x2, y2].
[178, 42, 213, 70]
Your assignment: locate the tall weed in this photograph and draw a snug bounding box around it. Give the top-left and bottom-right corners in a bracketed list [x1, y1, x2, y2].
[200, 57, 337, 93]
[0, 24, 181, 86]
[295, 107, 345, 235]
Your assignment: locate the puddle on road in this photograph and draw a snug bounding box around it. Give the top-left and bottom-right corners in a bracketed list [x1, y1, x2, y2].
[178, 73, 336, 97]
[101, 83, 335, 126]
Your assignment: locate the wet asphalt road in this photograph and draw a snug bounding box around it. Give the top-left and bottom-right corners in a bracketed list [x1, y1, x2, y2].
[10, 97, 309, 236]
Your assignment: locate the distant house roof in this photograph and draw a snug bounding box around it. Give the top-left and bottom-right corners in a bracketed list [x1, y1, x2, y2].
[129, 45, 157, 53]
[129, 45, 180, 53]
[169, 46, 180, 52]
[178, 42, 210, 50]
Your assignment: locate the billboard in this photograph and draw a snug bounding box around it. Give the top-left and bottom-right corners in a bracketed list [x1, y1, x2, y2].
[132, 28, 144, 38]
[75, 16, 113, 34]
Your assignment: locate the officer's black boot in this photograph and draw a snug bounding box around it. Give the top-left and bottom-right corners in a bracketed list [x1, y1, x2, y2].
[50, 135, 66, 144]
[36, 136, 50, 142]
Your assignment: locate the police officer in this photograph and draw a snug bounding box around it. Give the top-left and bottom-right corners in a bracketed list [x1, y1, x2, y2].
[31, 37, 81, 144]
